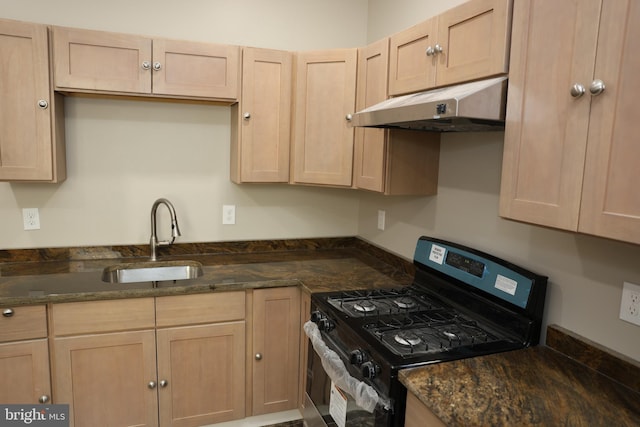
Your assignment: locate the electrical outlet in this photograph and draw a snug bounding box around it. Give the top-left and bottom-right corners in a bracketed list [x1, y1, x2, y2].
[22, 208, 41, 230]
[222, 205, 236, 225]
[620, 281, 640, 326]
[377, 210, 386, 231]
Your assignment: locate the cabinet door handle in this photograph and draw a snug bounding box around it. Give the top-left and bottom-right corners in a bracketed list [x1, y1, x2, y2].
[148, 381, 157, 389]
[153, 62, 162, 71]
[39, 395, 50, 404]
[345, 114, 353, 122]
[255, 353, 263, 361]
[243, 112, 251, 120]
[570, 83, 585, 98]
[2, 308, 14, 318]
[589, 79, 605, 96]
[159, 380, 168, 388]
[37, 100, 49, 110]
[142, 61, 151, 70]
[426, 46, 435, 56]
[434, 44, 443, 54]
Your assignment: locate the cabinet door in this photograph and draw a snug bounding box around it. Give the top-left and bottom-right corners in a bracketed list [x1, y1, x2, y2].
[435, 0, 512, 87]
[53, 26, 152, 93]
[152, 39, 239, 100]
[388, 18, 438, 96]
[53, 331, 158, 427]
[231, 47, 292, 183]
[0, 339, 51, 404]
[500, 0, 601, 230]
[156, 322, 245, 427]
[578, 0, 640, 243]
[292, 49, 357, 187]
[0, 19, 64, 182]
[298, 290, 311, 413]
[405, 392, 446, 427]
[354, 39, 389, 192]
[252, 287, 301, 415]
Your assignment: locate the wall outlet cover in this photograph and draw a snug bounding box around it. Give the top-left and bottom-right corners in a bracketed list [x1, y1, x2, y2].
[222, 205, 236, 225]
[620, 281, 640, 326]
[23, 208, 41, 230]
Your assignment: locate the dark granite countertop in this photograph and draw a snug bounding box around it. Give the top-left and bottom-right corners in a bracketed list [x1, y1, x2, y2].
[0, 237, 414, 307]
[400, 325, 640, 426]
[3, 237, 639, 426]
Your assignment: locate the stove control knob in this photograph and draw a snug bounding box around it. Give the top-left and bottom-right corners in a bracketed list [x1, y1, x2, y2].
[310, 310, 324, 323]
[349, 349, 368, 366]
[361, 361, 380, 380]
[318, 318, 335, 333]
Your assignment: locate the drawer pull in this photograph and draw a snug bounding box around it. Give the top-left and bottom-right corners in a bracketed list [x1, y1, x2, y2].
[2, 308, 14, 318]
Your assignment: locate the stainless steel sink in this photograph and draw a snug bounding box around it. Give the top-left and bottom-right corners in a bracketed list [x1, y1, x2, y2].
[102, 260, 204, 284]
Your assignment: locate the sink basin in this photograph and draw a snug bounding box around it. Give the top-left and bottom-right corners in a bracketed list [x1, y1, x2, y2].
[102, 260, 204, 284]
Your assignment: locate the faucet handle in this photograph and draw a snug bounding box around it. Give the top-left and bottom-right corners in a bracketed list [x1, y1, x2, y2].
[171, 218, 181, 239]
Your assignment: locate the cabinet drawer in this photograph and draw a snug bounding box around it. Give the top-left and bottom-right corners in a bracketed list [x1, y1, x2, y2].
[0, 305, 47, 342]
[51, 298, 155, 336]
[156, 292, 245, 327]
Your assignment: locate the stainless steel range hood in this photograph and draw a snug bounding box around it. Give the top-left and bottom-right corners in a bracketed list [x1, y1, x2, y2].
[350, 76, 508, 132]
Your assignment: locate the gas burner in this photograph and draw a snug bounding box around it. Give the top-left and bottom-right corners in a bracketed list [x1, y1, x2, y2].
[442, 331, 458, 341]
[353, 300, 377, 313]
[393, 297, 417, 310]
[394, 332, 422, 347]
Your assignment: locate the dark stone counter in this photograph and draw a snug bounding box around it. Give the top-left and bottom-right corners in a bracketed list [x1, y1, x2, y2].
[0, 237, 414, 307]
[399, 325, 640, 426]
[3, 237, 638, 426]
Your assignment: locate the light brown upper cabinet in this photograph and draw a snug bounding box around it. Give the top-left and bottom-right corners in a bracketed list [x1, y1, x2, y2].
[291, 49, 357, 187]
[52, 26, 239, 101]
[354, 38, 440, 196]
[0, 19, 65, 182]
[389, 0, 512, 96]
[231, 47, 292, 183]
[500, 0, 640, 245]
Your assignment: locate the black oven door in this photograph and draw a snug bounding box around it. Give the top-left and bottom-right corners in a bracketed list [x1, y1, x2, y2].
[304, 324, 393, 427]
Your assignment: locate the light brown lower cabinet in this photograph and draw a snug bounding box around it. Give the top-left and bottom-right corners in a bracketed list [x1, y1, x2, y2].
[250, 286, 301, 415]
[404, 391, 446, 427]
[51, 293, 246, 427]
[0, 305, 51, 404]
[156, 322, 245, 427]
[53, 330, 159, 427]
[298, 290, 311, 413]
[0, 339, 51, 404]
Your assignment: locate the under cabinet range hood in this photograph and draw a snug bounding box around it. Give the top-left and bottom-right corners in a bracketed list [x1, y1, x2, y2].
[350, 76, 508, 132]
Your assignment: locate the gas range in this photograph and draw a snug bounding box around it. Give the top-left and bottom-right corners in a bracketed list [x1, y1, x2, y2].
[304, 236, 548, 427]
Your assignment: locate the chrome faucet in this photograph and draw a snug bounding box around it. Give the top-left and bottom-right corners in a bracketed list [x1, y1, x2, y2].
[150, 198, 181, 261]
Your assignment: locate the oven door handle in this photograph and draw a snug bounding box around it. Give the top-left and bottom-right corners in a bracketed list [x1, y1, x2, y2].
[304, 320, 390, 413]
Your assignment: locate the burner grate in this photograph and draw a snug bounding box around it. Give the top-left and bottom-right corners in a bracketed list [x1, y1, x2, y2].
[368, 313, 500, 356]
[326, 287, 447, 317]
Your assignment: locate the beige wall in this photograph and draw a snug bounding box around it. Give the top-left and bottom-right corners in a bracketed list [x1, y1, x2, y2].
[0, 0, 367, 248]
[1, 0, 639, 362]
